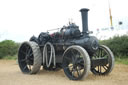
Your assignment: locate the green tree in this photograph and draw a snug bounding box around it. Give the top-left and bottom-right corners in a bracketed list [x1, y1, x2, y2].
[100, 35, 128, 57]
[0, 40, 19, 59]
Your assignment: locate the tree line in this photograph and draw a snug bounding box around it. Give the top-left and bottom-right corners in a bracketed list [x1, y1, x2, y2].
[100, 35, 128, 58]
[0, 40, 19, 59]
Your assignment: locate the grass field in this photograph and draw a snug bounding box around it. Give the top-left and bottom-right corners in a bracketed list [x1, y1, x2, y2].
[115, 57, 128, 65]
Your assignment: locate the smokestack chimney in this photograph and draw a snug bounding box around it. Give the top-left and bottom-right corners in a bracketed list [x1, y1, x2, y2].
[80, 8, 89, 35]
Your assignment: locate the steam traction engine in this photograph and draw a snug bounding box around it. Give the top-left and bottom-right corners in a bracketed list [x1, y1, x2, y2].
[18, 8, 114, 80]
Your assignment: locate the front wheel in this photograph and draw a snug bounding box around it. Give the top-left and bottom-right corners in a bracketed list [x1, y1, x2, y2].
[62, 45, 90, 80]
[91, 45, 114, 75]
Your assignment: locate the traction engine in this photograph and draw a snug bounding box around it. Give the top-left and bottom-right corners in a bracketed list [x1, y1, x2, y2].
[18, 8, 114, 80]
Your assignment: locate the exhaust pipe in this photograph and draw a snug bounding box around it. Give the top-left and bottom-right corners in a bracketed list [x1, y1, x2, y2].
[80, 8, 89, 35]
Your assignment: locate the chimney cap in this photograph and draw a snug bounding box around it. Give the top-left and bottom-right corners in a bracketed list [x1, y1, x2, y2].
[80, 8, 90, 12]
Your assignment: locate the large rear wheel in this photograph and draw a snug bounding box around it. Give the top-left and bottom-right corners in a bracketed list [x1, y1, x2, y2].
[18, 41, 42, 74]
[62, 45, 90, 80]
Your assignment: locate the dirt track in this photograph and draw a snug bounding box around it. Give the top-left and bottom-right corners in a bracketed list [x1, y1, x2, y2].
[0, 60, 128, 85]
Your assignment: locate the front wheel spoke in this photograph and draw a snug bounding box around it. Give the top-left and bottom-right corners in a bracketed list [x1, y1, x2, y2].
[104, 65, 109, 69]
[99, 66, 101, 73]
[74, 56, 78, 63]
[100, 49, 103, 57]
[76, 53, 80, 59]
[72, 56, 75, 64]
[102, 53, 107, 58]
[93, 53, 98, 58]
[75, 53, 80, 62]
[71, 50, 77, 63]
[102, 66, 107, 71]
[98, 49, 101, 58]
[98, 66, 100, 73]
[71, 49, 75, 57]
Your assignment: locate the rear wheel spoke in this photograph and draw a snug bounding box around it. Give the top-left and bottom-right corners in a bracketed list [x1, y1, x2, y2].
[20, 51, 26, 55]
[72, 70, 75, 77]
[20, 59, 26, 62]
[28, 65, 32, 71]
[65, 65, 73, 69]
[27, 48, 32, 56]
[76, 67, 81, 76]
[23, 66, 27, 70]
[76, 70, 80, 76]
[26, 46, 30, 54]
[64, 56, 71, 61]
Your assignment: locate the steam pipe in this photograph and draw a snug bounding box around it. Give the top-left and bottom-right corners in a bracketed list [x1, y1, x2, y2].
[80, 8, 89, 35]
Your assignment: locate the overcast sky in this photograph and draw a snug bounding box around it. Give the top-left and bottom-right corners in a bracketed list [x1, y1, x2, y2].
[0, 0, 128, 42]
